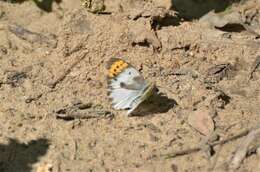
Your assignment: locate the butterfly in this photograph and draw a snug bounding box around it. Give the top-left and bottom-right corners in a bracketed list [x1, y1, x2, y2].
[106, 58, 156, 115]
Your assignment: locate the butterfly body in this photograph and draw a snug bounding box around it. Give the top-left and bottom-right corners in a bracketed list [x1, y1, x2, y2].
[106, 58, 156, 115]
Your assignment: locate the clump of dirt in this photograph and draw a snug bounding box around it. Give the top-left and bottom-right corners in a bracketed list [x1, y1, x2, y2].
[0, 0, 260, 172]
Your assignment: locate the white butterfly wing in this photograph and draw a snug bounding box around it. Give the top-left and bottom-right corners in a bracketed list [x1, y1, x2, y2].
[126, 82, 155, 115]
[108, 67, 147, 110]
[107, 58, 156, 115]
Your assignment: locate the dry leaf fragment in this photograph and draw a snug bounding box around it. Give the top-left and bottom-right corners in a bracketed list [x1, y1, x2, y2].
[188, 108, 215, 136]
[204, 63, 232, 84]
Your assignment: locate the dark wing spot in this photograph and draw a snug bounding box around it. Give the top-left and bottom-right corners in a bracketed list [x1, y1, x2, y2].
[128, 71, 131, 75]
[120, 82, 127, 88]
[107, 85, 113, 89]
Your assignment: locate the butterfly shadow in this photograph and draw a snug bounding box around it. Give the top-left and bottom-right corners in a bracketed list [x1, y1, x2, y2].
[132, 92, 178, 116]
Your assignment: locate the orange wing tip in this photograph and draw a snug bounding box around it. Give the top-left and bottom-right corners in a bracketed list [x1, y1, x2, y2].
[108, 72, 114, 78]
[107, 59, 128, 78]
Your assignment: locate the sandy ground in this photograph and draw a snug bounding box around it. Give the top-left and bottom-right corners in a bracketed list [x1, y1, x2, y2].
[0, 0, 260, 172]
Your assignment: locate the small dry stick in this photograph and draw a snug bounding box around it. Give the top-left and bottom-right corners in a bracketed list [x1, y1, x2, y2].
[164, 147, 201, 159]
[163, 127, 252, 159]
[229, 125, 260, 170]
[208, 144, 223, 172]
[48, 51, 88, 89]
[56, 111, 113, 120]
[248, 55, 260, 81]
[71, 139, 78, 160]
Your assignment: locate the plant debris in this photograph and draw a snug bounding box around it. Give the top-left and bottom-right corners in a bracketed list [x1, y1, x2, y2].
[55, 101, 114, 120]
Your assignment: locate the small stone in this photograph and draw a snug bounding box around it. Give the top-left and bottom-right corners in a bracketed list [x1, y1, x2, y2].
[36, 163, 53, 172]
[153, 0, 172, 9]
[188, 108, 215, 136]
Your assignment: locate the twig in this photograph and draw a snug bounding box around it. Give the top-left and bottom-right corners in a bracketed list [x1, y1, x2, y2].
[48, 51, 88, 89]
[71, 139, 78, 160]
[164, 147, 200, 159]
[25, 89, 58, 104]
[229, 125, 260, 170]
[248, 55, 260, 81]
[8, 24, 57, 48]
[208, 144, 223, 172]
[56, 111, 113, 120]
[210, 129, 250, 147]
[163, 127, 252, 159]
[25, 93, 43, 103]
[55, 102, 114, 120]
